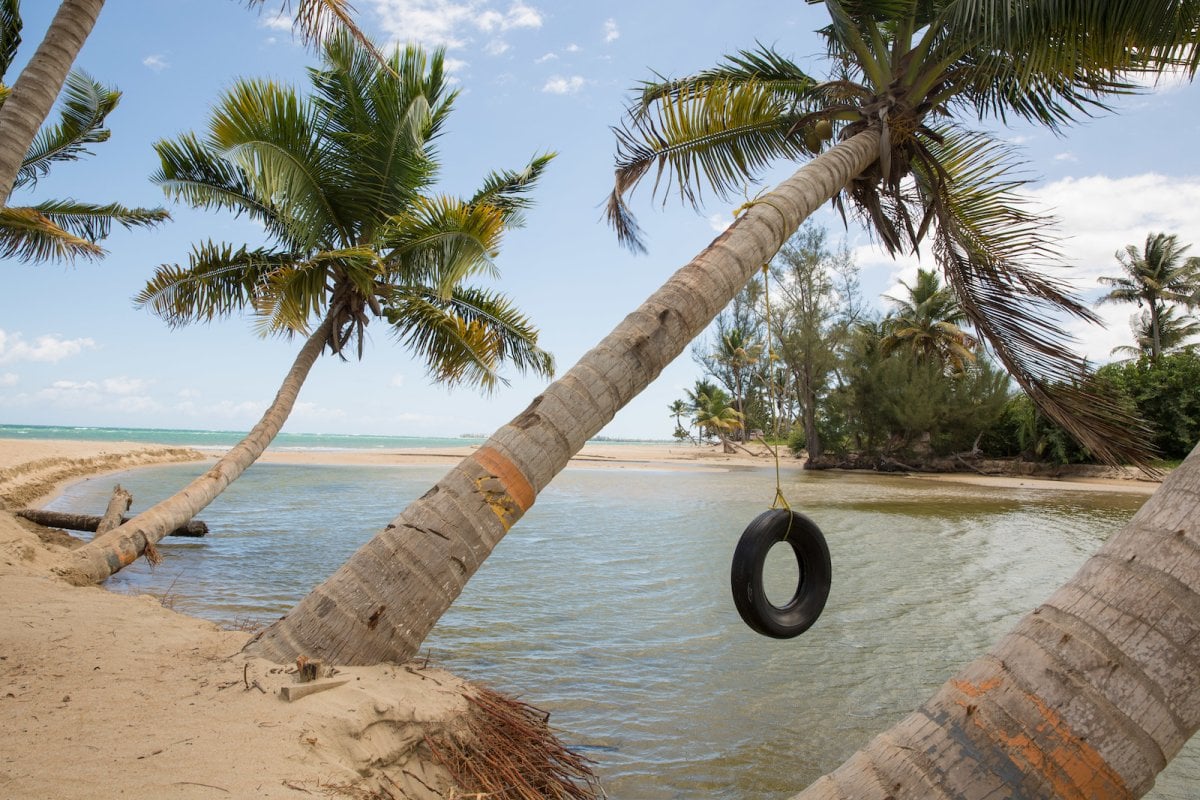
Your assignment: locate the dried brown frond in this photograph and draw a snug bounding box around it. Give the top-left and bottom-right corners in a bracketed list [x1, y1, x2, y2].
[424, 686, 602, 800]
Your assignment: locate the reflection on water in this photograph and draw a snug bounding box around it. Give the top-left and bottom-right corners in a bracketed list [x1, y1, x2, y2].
[52, 463, 1196, 798]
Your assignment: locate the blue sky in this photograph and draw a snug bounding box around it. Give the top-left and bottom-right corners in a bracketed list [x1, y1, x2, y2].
[3, 1, 1199, 440]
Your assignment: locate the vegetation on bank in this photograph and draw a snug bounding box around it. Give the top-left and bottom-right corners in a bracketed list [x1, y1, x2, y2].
[673, 224, 1200, 468]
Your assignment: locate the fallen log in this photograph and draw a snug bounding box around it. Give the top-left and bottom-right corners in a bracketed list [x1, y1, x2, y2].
[97, 485, 133, 535]
[15, 509, 208, 537]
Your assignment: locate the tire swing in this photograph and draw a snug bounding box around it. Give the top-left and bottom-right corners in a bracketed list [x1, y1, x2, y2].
[729, 263, 832, 639]
[730, 508, 831, 638]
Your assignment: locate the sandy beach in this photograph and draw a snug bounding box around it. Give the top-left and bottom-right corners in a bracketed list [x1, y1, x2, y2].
[0, 436, 1163, 799]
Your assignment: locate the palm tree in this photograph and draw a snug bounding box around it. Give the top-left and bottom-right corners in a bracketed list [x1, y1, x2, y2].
[603, 4, 1200, 468]
[668, 398, 692, 442]
[1112, 305, 1200, 360]
[881, 268, 978, 373]
[712, 327, 763, 434]
[58, 34, 555, 585]
[0, 54, 169, 261]
[240, 17, 1200, 797]
[0, 0, 370, 205]
[693, 385, 745, 453]
[1099, 232, 1200, 361]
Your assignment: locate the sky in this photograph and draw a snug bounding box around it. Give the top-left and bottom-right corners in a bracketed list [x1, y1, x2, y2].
[3, 1, 1200, 441]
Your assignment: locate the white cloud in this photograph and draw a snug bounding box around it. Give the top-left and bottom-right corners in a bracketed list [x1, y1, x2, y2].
[0, 330, 95, 365]
[485, 38, 510, 56]
[534, 51, 557, 63]
[1054, 151, 1079, 163]
[370, 1, 542, 49]
[564, 43, 580, 53]
[707, 213, 733, 233]
[0, 372, 17, 387]
[603, 18, 619, 43]
[29, 375, 159, 413]
[259, 11, 293, 31]
[542, 75, 585, 94]
[390, 373, 406, 387]
[855, 172, 1200, 364]
[142, 54, 169, 71]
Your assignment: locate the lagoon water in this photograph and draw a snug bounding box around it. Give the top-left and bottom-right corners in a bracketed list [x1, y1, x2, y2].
[49, 458, 1199, 798]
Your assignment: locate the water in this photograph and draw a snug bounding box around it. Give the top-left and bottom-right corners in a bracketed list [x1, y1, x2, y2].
[48, 461, 1199, 798]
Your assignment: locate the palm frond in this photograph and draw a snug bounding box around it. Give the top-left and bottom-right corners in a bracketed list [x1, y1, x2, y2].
[469, 152, 555, 226]
[383, 196, 506, 294]
[635, 45, 820, 115]
[0, 205, 103, 262]
[0, 0, 20, 81]
[32, 198, 169, 239]
[916, 125, 1154, 465]
[16, 70, 120, 189]
[608, 79, 813, 250]
[384, 285, 553, 392]
[210, 77, 346, 248]
[135, 242, 297, 327]
[154, 133, 309, 247]
[242, 0, 384, 62]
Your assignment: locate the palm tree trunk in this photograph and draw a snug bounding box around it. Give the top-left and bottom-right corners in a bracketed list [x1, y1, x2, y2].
[1151, 300, 1163, 361]
[241, 129, 883, 666]
[55, 316, 333, 585]
[791, 440, 1200, 799]
[0, 0, 105, 205]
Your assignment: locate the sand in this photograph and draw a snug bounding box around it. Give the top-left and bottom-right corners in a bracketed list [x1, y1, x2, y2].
[0, 436, 1162, 799]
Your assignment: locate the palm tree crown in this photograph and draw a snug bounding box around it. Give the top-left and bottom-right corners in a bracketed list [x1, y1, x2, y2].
[0, 1, 168, 262]
[138, 33, 555, 390]
[882, 267, 978, 373]
[1099, 232, 1200, 360]
[607, 0, 1200, 465]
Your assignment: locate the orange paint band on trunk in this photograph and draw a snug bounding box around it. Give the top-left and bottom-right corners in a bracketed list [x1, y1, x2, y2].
[473, 446, 536, 513]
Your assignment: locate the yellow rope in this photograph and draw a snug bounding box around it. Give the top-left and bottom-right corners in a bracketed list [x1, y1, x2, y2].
[761, 263, 792, 521]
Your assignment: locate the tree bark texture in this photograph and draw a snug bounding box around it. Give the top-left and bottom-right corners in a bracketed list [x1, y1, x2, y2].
[55, 316, 333, 584]
[95, 484, 131, 535]
[16, 509, 208, 537]
[242, 130, 883, 666]
[0, 0, 105, 205]
[791, 440, 1200, 799]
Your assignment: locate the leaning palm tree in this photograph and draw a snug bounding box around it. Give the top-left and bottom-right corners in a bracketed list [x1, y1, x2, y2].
[241, 6, 1200, 797]
[245, 0, 1195, 653]
[0, 0, 371, 205]
[58, 34, 554, 585]
[0, 3, 167, 260]
[881, 268, 978, 373]
[693, 385, 745, 452]
[0, 65, 169, 262]
[1098, 232, 1200, 360]
[603, 6, 1200, 467]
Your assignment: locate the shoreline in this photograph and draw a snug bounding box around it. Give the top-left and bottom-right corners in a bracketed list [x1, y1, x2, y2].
[1, 437, 1162, 511]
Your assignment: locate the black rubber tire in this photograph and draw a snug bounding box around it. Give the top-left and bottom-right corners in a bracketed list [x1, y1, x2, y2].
[730, 509, 831, 639]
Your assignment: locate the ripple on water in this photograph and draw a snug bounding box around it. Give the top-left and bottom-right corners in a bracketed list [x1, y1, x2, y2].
[50, 462, 1196, 799]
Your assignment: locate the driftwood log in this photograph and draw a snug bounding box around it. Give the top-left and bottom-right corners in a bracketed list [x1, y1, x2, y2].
[16, 508, 208, 538]
[96, 485, 132, 535]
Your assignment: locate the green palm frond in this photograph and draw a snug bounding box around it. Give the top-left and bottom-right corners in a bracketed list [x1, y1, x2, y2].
[636, 45, 820, 114]
[915, 125, 1153, 465]
[0, 200, 168, 263]
[469, 152, 555, 226]
[136, 242, 297, 326]
[16, 70, 120, 189]
[210, 77, 345, 248]
[0, 205, 102, 262]
[384, 285, 554, 392]
[609, 80, 815, 251]
[32, 198, 169, 240]
[384, 196, 506, 294]
[0, 0, 20, 81]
